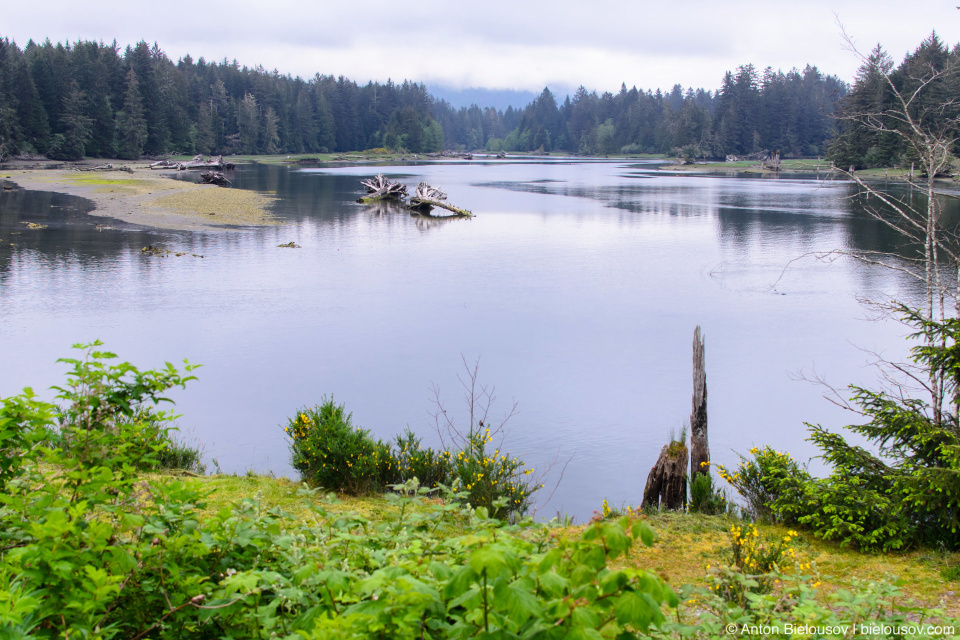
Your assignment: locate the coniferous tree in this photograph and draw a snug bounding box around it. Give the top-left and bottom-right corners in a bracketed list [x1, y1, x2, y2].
[51, 81, 92, 160]
[237, 92, 259, 153]
[117, 67, 148, 159]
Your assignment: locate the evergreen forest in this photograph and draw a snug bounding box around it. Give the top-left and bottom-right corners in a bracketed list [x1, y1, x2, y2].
[0, 33, 954, 164]
[0, 36, 846, 161]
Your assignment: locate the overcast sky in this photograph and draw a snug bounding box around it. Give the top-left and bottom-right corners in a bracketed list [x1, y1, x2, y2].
[4, 1, 959, 93]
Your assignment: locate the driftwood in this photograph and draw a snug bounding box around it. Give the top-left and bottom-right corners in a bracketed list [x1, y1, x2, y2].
[762, 150, 781, 171]
[408, 182, 473, 217]
[149, 156, 234, 171]
[690, 326, 710, 481]
[357, 174, 407, 203]
[183, 155, 235, 171]
[200, 171, 231, 186]
[496, 152, 506, 159]
[641, 442, 688, 511]
[80, 164, 134, 173]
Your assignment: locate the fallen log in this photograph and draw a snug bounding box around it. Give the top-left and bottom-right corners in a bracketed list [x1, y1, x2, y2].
[357, 174, 407, 203]
[149, 159, 181, 170]
[407, 182, 473, 217]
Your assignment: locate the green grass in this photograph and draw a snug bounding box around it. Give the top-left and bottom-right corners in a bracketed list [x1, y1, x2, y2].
[138, 470, 960, 615]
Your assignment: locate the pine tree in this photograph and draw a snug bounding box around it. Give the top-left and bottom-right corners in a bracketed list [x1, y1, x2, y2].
[237, 92, 259, 153]
[53, 81, 92, 160]
[117, 67, 148, 159]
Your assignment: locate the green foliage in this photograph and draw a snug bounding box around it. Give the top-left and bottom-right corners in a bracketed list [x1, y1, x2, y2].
[655, 568, 959, 639]
[391, 428, 453, 488]
[734, 309, 960, 550]
[1, 344, 958, 638]
[448, 427, 538, 521]
[716, 446, 811, 523]
[0, 390, 55, 490]
[0, 348, 678, 640]
[285, 398, 392, 495]
[284, 402, 537, 520]
[689, 472, 729, 515]
[714, 524, 800, 604]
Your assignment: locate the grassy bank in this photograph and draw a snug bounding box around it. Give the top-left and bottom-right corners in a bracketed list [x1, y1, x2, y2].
[152, 470, 960, 616]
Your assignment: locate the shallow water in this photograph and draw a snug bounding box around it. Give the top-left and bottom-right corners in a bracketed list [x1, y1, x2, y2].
[0, 159, 944, 520]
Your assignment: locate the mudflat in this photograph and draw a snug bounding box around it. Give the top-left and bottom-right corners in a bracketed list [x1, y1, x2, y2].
[2, 160, 277, 230]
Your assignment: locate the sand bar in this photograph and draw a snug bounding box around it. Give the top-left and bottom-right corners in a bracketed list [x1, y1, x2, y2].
[2, 161, 277, 231]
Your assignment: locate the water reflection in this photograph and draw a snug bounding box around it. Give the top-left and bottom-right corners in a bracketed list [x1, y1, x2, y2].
[0, 160, 948, 521]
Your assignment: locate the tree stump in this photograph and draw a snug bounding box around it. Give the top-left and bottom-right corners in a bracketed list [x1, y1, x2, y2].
[690, 326, 710, 482]
[641, 442, 688, 511]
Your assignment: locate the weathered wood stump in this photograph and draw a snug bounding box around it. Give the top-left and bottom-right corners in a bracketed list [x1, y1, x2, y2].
[200, 171, 231, 186]
[407, 182, 473, 217]
[762, 150, 781, 171]
[642, 442, 688, 511]
[357, 174, 407, 203]
[690, 326, 710, 482]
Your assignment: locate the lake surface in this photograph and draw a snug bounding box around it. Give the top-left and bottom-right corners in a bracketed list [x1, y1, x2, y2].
[0, 159, 944, 520]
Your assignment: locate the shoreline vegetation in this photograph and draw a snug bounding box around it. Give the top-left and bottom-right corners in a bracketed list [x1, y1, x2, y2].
[2, 343, 959, 637]
[173, 469, 959, 613]
[2, 152, 950, 232]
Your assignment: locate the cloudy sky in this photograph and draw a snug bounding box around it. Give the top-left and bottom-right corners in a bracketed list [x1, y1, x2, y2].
[4, 1, 959, 93]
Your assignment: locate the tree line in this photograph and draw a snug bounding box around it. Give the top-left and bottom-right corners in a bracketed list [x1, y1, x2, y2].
[0, 36, 850, 161]
[828, 32, 960, 171]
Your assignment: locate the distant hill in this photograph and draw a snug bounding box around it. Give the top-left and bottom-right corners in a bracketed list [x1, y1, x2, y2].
[426, 85, 538, 111]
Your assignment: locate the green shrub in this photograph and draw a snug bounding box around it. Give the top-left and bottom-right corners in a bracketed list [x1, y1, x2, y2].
[656, 568, 960, 639]
[735, 308, 960, 551]
[689, 472, 729, 515]
[716, 446, 812, 523]
[391, 428, 453, 488]
[449, 427, 537, 520]
[285, 398, 392, 494]
[0, 390, 55, 490]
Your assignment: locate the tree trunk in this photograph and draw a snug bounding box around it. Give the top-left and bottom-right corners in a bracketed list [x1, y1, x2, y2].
[690, 326, 710, 481]
[642, 443, 687, 511]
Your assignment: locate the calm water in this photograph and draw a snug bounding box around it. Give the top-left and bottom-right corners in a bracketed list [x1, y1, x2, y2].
[0, 159, 943, 520]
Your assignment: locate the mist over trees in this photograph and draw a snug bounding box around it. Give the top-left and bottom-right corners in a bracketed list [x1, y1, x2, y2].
[0, 35, 849, 161]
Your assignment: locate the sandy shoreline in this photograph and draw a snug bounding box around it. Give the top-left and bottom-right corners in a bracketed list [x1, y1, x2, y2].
[2, 160, 277, 231]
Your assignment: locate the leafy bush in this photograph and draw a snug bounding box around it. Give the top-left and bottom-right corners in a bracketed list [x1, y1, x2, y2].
[285, 398, 392, 494]
[449, 427, 537, 520]
[0, 347, 680, 639]
[0, 390, 54, 490]
[715, 524, 800, 603]
[689, 472, 729, 515]
[656, 569, 959, 639]
[716, 446, 811, 523]
[736, 309, 960, 551]
[391, 428, 453, 488]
